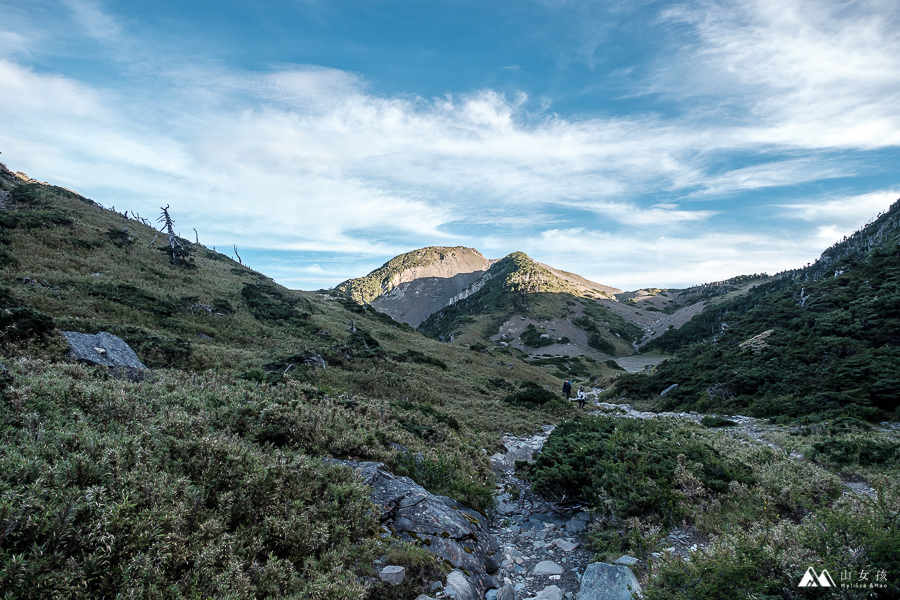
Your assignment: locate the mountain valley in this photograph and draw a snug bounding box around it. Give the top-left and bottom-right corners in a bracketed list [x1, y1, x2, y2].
[0, 162, 898, 600]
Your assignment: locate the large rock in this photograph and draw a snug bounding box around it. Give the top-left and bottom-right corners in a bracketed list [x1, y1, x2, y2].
[62, 331, 147, 372]
[578, 563, 642, 600]
[329, 460, 500, 598]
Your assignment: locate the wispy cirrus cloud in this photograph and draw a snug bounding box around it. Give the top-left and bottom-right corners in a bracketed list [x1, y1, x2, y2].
[660, 0, 900, 149]
[62, 0, 122, 41]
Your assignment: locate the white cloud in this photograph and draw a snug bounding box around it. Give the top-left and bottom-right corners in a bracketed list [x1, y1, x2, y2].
[780, 191, 899, 229]
[526, 227, 821, 290]
[661, 0, 900, 149]
[686, 158, 852, 198]
[62, 0, 121, 41]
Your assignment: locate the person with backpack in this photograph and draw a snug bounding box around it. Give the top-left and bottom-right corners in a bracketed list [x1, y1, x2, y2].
[576, 386, 586, 409]
[562, 379, 572, 401]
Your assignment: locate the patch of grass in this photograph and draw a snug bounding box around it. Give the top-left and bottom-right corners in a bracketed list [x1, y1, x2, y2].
[394, 349, 448, 371]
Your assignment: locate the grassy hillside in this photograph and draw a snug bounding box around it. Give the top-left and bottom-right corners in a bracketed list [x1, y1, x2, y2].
[0, 173, 579, 599]
[611, 199, 900, 422]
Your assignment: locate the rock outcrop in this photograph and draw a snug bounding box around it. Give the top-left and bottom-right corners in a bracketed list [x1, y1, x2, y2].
[62, 331, 147, 373]
[329, 459, 501, 598]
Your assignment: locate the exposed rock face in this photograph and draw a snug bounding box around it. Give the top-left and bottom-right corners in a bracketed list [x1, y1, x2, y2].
[372, 270, 488, 327]
[577, 562, 642, 600]
[337, 246, 492, 325]
[62, 331, 147, 371]
[329, 460, 501, 598]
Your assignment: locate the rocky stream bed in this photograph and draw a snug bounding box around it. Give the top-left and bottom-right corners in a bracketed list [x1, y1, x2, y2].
[349, 399, 885, 600]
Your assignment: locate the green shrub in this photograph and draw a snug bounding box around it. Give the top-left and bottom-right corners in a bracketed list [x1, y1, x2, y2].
[809, 435, 900, 466]
[501, 380, 559, 408]
[588, 332, 616, 355]
[9, 183, 44, 205]
[520, 324, 553, 348]
[241, 282, 311, 324]
[394, 349, 448, 370]
[0, 289, 55, 343]
[393, 450, 494, 514]
[527, 417, 753, 523]
[701, 416, 739, 428]
[0, 208, 74, 229]
[105, 227, 135, 248]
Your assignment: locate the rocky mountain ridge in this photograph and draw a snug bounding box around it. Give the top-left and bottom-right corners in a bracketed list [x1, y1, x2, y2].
[338, 246, 766, 383]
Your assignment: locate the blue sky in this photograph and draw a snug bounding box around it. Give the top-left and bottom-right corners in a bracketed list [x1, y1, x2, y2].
[1, 0, 899, 290]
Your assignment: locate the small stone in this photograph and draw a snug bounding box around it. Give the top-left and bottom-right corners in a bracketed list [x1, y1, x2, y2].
[486, 589, 499, 600]
[529, 585, 563, 600]
[551, 539, 578, 552]
[614, 555, 639, 566]
[378, 565, 405, 585]
[532, 561, 563, 576]
[565, 518, 587, 534]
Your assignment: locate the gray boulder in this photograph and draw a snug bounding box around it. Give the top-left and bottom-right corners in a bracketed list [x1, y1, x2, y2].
[329, 460, 500, 598]
[578, 563, 642, 600]
[379, 565, 406, 585]
[62, 331, 147, 372]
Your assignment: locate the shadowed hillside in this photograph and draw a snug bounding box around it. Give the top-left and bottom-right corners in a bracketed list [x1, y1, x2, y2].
[0, 164, 580, 599]
[611, 198, 900, 422]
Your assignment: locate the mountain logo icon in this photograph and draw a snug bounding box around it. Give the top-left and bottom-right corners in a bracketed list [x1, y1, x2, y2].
[798, 567, 836, 588]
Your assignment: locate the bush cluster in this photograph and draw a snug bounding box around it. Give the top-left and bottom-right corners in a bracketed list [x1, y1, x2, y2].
[526, 417, 753, 523]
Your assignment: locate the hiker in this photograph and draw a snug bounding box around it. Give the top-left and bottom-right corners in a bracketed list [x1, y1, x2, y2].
[562, 379, 572, 401]
[576, 387, 586, 409]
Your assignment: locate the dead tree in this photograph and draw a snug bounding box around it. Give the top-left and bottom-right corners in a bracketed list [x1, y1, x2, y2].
[148, 205, 195, 268]
[233, 244, 242, 265]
